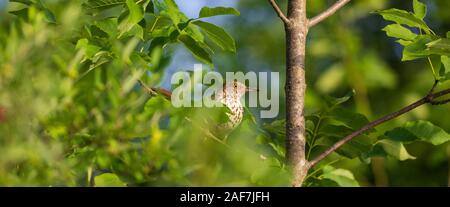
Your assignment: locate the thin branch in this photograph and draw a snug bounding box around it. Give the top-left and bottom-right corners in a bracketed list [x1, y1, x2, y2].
[267, 0, 291, 25]
[138, 79, 157, 96]
[428, 79, 439, 95]
[308, 0, 351, 28]
[308, 86, 450, 169]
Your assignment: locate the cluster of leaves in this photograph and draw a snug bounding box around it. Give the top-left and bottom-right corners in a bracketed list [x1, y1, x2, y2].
[2, 0, 449, 187]
[0, 0, 77, 186]
[67, 0, 245, 186]
[372, 0, 450, 161]
[275, 88, 450, 186]
[2, 0, 290, 187]
[379, 0, 450, 81]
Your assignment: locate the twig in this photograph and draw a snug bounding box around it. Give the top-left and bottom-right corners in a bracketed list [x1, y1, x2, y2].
[308, 0, 351, 28]
[138, 79, 157, 96]
[428, 79, 439, 94]
[267, 0, 291, 25]
[308, 85, 450, 169]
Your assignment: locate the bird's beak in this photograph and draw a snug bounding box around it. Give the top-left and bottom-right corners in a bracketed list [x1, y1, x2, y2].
[246, 87, 258, 92]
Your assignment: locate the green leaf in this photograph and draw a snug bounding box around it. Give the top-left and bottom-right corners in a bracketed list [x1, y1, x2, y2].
[41, 6, 56, 24]
[94, 173, 126, 187]
[382, 24, 417, 41]
[83, 0, 126, 10]
[10, 1, 56, 23]
[323, 90, 355, 108]
[126, 24, 145, 39]
[440, 55, 450, 81]
[377, 8, 431, 34]
[404, 121, 450, 145]
[402, 35, 436, 61]
[95, 18, 119, 38]
[413, 0, 427, 20]
[384, 127, 417, 142]
[192, 20, 236, 53]
[178, 34, 212, 65]
[321, 166, 359, 187]
[9, 0, 32, 5]
[397, 39, 413, 46]
[198, 7, 240, 18]
[329, 108, 370, 130]
[118, 0, 145, 37]
[426, 38, 450, 56]
[376, 139, 416, 161]
[429, 55, 442, 76]
[144, 95, 172, 115]
[9, 8, 29, 20]
[76, 39, 101, 59]
[177, 19, 195, 31]
[385, 121, 450, 145]
[269, 142, 285, 158]
[35, 0, 56, 23]
[125, 0, 144, 26]
[158, 0, 186, 25]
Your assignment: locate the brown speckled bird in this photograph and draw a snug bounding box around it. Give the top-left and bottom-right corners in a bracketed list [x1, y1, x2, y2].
[215, 81, 255, 130]
[139, 80, 255, 138]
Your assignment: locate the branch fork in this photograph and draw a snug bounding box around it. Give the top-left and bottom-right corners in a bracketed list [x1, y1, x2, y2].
[265, 0, 450, 186]
[268, 0, 291, 25]
[267, 0, 352, 28]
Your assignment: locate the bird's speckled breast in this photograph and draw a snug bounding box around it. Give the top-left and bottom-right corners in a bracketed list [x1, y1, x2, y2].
[220, 95, 244, 129]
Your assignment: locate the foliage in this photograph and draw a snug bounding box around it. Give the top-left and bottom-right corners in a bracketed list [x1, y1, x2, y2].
[1, 0, 288, 186]
[304, 0, 450, 186]
[0, 0, 449, 187]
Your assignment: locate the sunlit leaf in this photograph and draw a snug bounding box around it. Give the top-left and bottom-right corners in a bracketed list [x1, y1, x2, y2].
[95, 173, 126, 187]
[376, 8, 431, 34]
[376, 139, 416, 161]
[193, 20, 236, 53]
[144, 94, 173, 115]
[9, 0, 32, 5]
[385, 121, 450, 145]
[426, 38, 450, 56]
[118, 0, 145, 37]
[382, 24, 417, 41]
[321, 166, 359, 187]
[198, 6, 240, 18]
[413, 0, 427, 20]
[95, 18, 119, 38]
[83, 0, 126, 10]
[440, 55, 450, 81]
[402, 35, 436, 61]
[178, 34, 212, 65]
[76, 38, 101, 59]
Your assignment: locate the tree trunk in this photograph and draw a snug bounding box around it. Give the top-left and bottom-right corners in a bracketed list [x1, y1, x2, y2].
[285, 0, 308, 187]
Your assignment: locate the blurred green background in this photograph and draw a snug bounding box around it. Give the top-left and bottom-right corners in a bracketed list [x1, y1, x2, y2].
[0, 0, 449, 186]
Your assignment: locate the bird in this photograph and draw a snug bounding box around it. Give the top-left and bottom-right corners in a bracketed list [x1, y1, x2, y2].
[138, 80, 256, 141]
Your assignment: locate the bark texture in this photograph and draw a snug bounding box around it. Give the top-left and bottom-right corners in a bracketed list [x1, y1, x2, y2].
[285, 0, 309, 187]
